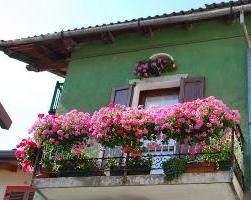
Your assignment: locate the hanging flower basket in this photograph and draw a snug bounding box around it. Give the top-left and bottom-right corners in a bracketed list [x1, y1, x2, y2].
[135, 53, 177, 79]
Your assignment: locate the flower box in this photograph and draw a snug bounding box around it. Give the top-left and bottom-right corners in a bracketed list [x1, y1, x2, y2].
[110, 166, 125, 176]
[36, 170, 49, 178]
[218, 160, 232, 171]
[127, 168, 151, 175]
[110, 166, 151, 176]
[185, 162, 217, 173]
[52, 169, 105, 177]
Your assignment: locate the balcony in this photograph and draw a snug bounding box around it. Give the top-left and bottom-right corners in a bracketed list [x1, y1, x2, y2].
[32, 126, 244, 200]
[48, 81, 64, 114]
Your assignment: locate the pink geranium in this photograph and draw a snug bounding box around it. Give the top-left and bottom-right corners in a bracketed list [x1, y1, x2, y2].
[29, 110, 92, 146]
[91, 104, 157, 156]
[153, 96, 240, 145]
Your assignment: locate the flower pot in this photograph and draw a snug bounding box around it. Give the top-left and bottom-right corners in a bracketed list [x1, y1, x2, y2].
[218, 161, 231, 171]
[110, 166, 125, 176]
[185, 162, 217, 173]
[110, 166, 151, 176]
[36, 169, 50, 178]
[127, 168, 151, 175]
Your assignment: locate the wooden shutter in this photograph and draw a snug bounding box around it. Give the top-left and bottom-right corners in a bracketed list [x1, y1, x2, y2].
[4, 186, 35, 200]
[0, 102, 12, 130]
[178, 77, 205, 154]
[179, 77, 205, 103]
[110, 84, 134, 106]
[102, 84, 135, 164]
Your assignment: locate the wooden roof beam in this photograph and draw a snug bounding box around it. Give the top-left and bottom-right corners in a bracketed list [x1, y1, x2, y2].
[34, 44, 65, 62]
[26, 62, 67, 72]
[4, 49, 38, 66]
[63, 38, 78, 51]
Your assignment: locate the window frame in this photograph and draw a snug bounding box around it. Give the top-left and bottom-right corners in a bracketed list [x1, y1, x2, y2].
[138, 87, 180, 108]
[130, 74, 188, 108]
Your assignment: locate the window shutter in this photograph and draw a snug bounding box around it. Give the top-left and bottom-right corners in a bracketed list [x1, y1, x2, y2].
[27, 191, 35, 200]
[102, 84, 135, 164]
[179, 77, 205, 103]
[110, 84, 134, 106]
[178, 77, 205, 154]
[4, 186, 35, 200]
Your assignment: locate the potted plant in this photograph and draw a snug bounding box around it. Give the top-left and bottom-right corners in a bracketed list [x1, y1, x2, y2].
[42, 143, 104, 177]
[55, 157, 100, 177]
[196, 138, 233, 171]
[135, 53, 177, 79]
[162, 158, 187, 181]
[108, 156, 152, 176]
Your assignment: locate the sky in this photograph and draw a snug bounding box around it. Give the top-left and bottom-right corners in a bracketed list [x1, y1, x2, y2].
[0, 0, 230, 150]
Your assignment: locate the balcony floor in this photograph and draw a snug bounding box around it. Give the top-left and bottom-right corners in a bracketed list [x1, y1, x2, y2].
[33, 171, 243, 200]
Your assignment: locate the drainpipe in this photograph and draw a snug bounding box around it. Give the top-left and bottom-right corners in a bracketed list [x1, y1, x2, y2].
[242, 8, 251, 195]
[240, 9, 251, 48]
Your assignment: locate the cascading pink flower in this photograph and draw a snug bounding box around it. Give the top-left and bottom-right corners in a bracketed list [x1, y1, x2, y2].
[29, 110, 92, 146]
[16, 138, 38, 172]
[153, 96, 240, 145]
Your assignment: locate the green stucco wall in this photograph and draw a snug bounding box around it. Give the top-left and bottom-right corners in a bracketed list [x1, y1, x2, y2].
[0, 186, 4, 199]
[57, 19, 249, 182]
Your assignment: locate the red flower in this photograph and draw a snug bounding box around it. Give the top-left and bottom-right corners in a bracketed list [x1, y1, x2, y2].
[38, 114, 45, 118]
[122, 146, 131, 154]
[116, 130, 124, 135]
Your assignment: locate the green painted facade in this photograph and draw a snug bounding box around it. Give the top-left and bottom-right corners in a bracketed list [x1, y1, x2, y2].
[0, 186, 4, 199]
[57, 18, 249, 181]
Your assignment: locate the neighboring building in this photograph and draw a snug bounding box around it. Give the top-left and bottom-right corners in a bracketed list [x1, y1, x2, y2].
[0, 102, 12, 130]
[0, 0, 250, 199]
[0, 150, 33, 200]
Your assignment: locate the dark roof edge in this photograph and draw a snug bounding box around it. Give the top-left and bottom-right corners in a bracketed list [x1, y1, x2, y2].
[1, 3, 251, 47]
[0, 150, 16, 159]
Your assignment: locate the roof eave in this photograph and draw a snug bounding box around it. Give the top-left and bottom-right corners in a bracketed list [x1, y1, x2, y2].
[1, 3, 251, 47]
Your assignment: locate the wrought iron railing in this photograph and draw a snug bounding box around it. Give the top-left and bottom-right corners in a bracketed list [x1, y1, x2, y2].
[48, 81, 64, 114]
[32, 125, 244, 188]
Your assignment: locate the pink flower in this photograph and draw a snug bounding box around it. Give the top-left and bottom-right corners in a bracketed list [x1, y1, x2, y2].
[37, 114, 44, 118]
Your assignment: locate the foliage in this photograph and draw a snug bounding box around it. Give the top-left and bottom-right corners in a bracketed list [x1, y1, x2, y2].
[127, 156, 152, 170]
[162, 158, 188, 181]
[196, 136, 233, 164]
[135, 55, 177, 79]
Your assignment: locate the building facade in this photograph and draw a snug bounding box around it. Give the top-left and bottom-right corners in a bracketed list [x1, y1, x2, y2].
[0, 1, 250, 199]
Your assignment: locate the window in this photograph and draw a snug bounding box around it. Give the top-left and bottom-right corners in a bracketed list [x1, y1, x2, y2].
[139, 88, 179, 108]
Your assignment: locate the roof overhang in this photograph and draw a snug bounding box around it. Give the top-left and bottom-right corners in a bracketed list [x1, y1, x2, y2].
[0, 102, 12, 130]
[0, 1, 251, 77]
[0, 150, 17, 172]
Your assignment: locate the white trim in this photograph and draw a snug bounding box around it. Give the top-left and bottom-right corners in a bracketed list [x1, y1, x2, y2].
[149, 53, 174, 61]
[130, 74, 188, 107]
